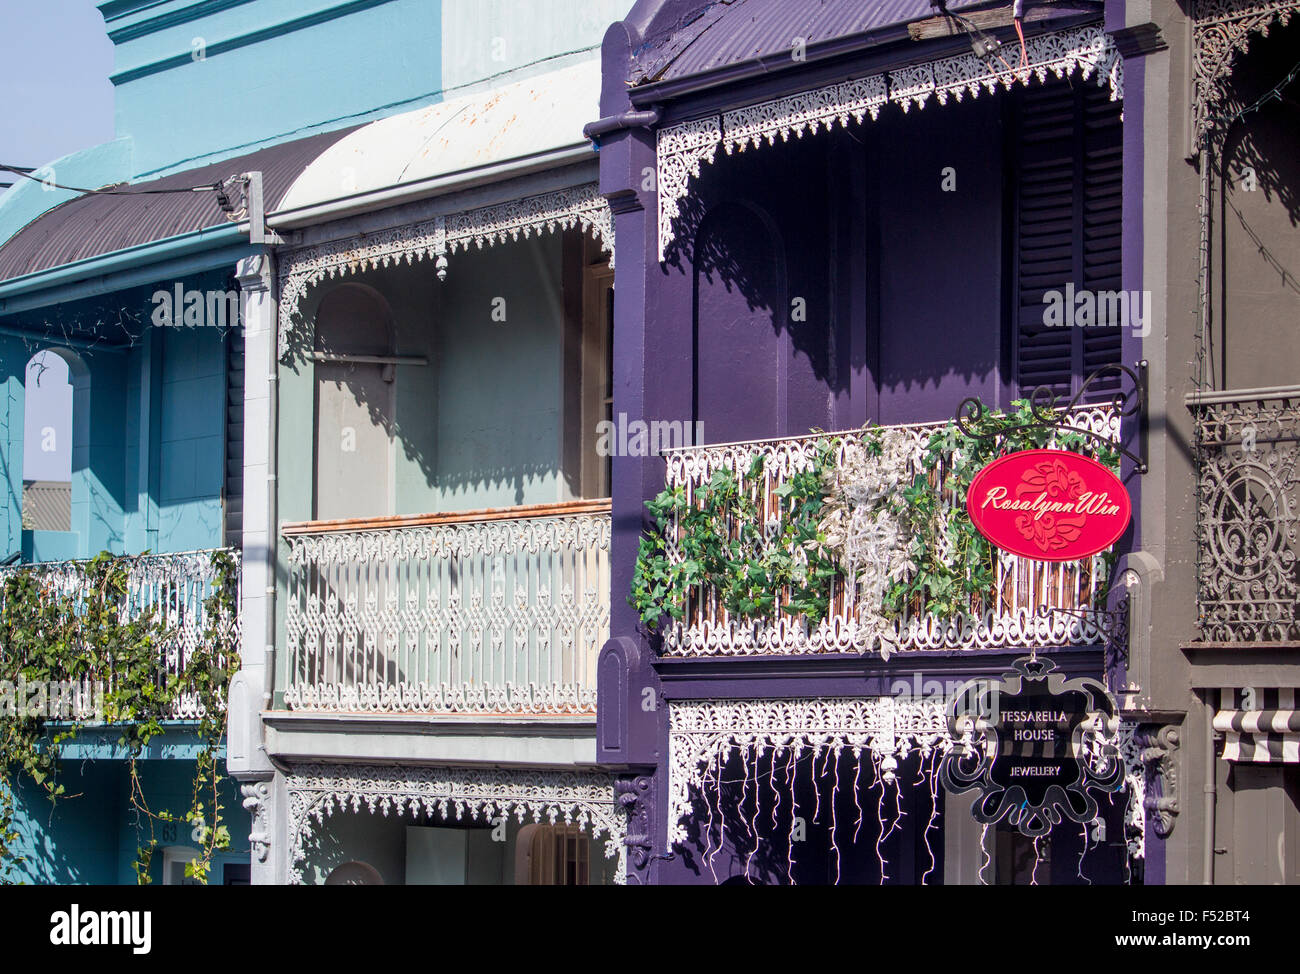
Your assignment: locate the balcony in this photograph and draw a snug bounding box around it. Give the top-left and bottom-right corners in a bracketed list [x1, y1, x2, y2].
[655, 405, 1121, 657]
[0, 548, 241, 719]
[280, 500, 611, 715]
[1189, 386, 1300, 643]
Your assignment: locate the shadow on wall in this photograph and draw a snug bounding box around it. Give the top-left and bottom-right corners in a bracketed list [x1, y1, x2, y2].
[2, 275, 236, 559]
[1213, 18, 1300, 389]
[287, 240, 573, 511]
[1217, 19, 1300, 228]
[660, 102, 1008, 434]
[668, 137, 836, 390]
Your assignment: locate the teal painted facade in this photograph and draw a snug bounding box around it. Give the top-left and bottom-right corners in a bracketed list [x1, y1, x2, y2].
[107, 0, 445, 177]
[0, 269, 236, 885]
[6, 750, 247, 885]
[0, 272, 233, 562]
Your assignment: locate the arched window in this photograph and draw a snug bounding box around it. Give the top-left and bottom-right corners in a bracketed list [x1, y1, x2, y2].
[514, 823, 589, 885]
[22, 349, 78, 533]
[324, 860, 384, 885]
[312, 284, 396, 520]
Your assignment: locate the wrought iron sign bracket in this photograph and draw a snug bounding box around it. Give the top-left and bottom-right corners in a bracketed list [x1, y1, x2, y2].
[1039, 594, 1131, 670]
[955, 362, 1149, 474]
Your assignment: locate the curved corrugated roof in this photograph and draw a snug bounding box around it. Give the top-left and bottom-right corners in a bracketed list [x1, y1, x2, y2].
[0, 127, 357, 283]
[631, 0, 996, 84]
[279, 60, 600, 214]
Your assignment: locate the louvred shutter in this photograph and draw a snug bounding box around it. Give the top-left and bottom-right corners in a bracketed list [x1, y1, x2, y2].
[224, 318, 244, 549]
[1013, 80, 1123, 398]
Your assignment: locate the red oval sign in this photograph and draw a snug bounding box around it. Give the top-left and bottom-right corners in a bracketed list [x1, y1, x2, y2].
[965, 449, 1131, 562]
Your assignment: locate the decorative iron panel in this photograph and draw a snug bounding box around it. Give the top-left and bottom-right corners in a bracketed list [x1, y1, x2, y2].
[0, 548, 241, 719]
[659, 405, 1120, 656]
[1192, 390, 1300, 641]
[282, 510, 610, 714]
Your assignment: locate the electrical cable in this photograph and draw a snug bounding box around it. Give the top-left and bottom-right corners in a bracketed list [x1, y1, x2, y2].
[0, 163, 226, 197]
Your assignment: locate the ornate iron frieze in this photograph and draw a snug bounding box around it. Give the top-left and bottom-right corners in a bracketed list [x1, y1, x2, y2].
[277, 183, 613, 355]
[666, 696, 951, 848]
[656, 26, 1123, 261]
[284, 762, 627, 883]
[1192, 0, 1300, 145]
[669, 697, 1145, 864]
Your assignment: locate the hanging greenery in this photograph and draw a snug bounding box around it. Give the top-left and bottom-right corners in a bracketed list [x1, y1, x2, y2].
[0, 549, 239, 884]
[631, 441, 842, 630]
[630, 399, 1120, 644]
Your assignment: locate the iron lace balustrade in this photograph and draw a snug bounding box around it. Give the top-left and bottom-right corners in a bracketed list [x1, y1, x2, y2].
[1190, 386, 1300, 642]
[0, 548, 241, 719]
[658, 405, 1121, 656]
[281, 500, 611, 715]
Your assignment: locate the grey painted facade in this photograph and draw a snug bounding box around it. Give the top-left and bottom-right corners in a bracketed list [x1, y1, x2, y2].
[1125, 0, 1300, 885]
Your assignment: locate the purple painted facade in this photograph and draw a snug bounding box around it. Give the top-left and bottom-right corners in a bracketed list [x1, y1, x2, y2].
[595, 0, 1149, 884]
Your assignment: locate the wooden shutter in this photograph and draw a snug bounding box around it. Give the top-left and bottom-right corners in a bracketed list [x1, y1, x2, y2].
[1012, 80, 1123, 398]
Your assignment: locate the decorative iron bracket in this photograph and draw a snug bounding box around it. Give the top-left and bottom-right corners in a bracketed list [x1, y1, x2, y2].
[955, 362, 1149, 474]
[1040, 594, 1131, 667]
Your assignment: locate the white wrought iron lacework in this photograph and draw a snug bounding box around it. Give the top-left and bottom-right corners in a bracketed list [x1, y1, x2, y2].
[668, 698, 1145, 860]
[658, 405, 1119, 658]
[285, 763, 626, 883]
[656, 25, 1122, 260]
[282, 511, 610, 714]
[1192, 0, 1300, 143]
[0, 548, 241, 720]
[1116, 722, 1146, 861]
[655, 117, 721, 262]
[278, 183, 614, 353]
[1191, 390, 1300, 641]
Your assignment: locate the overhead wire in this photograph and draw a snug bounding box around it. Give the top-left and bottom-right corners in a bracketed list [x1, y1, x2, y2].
[0, 163, 227, 198]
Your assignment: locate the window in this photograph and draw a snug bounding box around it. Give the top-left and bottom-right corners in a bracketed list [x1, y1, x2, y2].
[21, 350, 75, 532]
[161, 846, 202, 886]
[516, 824, 589, 885]
[1011, 79, 1124, 398]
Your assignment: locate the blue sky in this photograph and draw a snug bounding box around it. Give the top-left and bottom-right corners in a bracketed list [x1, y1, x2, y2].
[0, 0, 114, 175]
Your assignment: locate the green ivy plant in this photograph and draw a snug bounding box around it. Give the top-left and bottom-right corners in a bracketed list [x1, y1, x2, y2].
[631, 443, 842, 630]
[0, 549, 239, 884]
[630, 400, 1121, 635]
[884, 399, 1119, 621]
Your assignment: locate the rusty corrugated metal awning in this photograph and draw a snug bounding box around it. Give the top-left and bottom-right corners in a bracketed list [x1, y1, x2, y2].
[0, 127, 358, 283]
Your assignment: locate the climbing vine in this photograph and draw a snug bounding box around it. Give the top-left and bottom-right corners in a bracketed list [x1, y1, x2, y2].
[631, 400, 1120, 645]
[0, 549, 239, 884]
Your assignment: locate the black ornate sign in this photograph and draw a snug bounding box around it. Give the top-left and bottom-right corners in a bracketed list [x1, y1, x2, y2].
[939, 656, 1123, 836]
